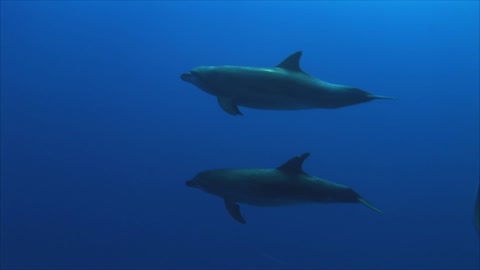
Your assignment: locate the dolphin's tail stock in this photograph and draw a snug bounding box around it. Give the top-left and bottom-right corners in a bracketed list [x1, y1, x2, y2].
[357, 196, 384, 214]
[367, 94, 397, 100]
[340, 188, 384, 214]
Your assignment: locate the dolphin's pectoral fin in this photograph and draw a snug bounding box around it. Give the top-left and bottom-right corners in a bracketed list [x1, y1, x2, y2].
[224, 199, 246, 224]
[276, 51, 308, 75]
[217, 97, 243, 116]
[277, 152, 311, 174]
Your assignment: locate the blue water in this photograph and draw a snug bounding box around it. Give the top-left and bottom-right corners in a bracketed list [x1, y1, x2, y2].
[1, 1, 479, 269]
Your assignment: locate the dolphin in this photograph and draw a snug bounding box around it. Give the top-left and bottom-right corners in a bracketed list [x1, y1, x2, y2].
[185, 153, 383, 224]
[180, 51, 395, 115]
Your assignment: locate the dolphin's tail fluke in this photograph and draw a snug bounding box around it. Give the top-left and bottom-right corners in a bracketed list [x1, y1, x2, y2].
[357, 196, 384, 214]
[368, 94, 397, 100]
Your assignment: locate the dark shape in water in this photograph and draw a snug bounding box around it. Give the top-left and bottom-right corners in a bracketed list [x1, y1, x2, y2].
[181, 51, 396, 115]
[186, 152, 383, 224]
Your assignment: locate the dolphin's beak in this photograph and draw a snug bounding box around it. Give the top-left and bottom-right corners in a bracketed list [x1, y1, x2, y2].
[186, 179, 208, 189]
[185, 180, 195, 187]
[180, 72, 191, 81]
[180, 72, 197, 83]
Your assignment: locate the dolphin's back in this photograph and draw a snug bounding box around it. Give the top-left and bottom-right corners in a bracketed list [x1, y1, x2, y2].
[206, 66, 355, 110]
[203, 168, 355, 206]
[206, 167, 384, 214]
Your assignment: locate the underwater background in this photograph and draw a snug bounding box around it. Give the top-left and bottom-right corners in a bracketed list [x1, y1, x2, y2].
[1, 1, 479, 270]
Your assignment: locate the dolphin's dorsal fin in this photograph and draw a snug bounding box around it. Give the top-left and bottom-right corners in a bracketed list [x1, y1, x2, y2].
[276, 51, 305, 73]
[277, 152, 311, 174]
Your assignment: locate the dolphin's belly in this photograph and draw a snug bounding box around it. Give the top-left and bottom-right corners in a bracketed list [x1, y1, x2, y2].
[236, 197, 311, 207]
[202, 168, 354, 207]
[234, 92, 318, 110]
[215, 184, 311, 207]
[216, 172, 323, 206]
[230, 187, 313, 206]
[228, 84, 326, 110]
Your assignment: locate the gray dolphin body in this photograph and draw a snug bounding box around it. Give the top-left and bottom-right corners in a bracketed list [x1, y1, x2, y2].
[180, 51, 395, 115]
[186, 153, 383, 224]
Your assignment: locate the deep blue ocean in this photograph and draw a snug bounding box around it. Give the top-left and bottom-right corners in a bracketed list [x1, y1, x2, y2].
[1, 1, 479, 270]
